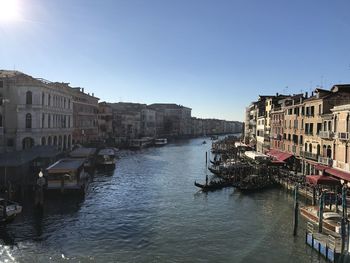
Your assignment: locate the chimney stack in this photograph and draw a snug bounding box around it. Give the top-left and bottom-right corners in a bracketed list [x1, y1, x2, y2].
[305, 92, 308, 98]
[311, 91, 314, 97]
[82, 88, 85, 93]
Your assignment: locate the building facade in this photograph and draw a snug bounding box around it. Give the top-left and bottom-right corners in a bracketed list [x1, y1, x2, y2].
[0, 70, 73, 152]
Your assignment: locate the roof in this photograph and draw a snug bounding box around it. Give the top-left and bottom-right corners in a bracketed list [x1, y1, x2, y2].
[306, 175, 340, 186]
[70, 147, 96, 158]
[0, 70, 23, 78]
[46, 158, 85, 173]
[267, 149, 293, 162]
[325, 167, 350, 181]
[0, 146, 60, 166]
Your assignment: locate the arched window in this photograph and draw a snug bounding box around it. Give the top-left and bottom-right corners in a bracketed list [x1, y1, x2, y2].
[48, 114, 51, 128]
[26, 91, 32, 105]
[334, 116, 337, 132]
[317, 144, 320, 156]
[48, 94, 51, 106]
[309, 143, 312, 153]
[22, 137, 34, 150]
[25, 113, 32, 128]
[304, 143, 307, 151]
[327, 146, 332, 158]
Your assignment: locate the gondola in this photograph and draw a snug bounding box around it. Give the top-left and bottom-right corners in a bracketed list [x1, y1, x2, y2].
[210, 160, 221, 166]
[208, 166, 222, 175]
[194, 180, 231, 191]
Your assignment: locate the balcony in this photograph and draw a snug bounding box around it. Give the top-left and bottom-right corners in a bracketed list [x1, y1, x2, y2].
[300, 151, 318, 161]
[318, 156, 333, 166]
[319, 131, 334, 140]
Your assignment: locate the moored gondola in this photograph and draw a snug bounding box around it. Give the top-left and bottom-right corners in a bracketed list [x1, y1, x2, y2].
[194, 180, 231, 191]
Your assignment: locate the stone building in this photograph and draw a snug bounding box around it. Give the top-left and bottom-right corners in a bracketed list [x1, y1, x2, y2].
[98, 102, 113, 142]
[148, 104, 192, 137]
[244, 102, 257, 148]
[71, 88, 99, 145]
[141, 108, 156, 137]
[0, 70, 73, 152]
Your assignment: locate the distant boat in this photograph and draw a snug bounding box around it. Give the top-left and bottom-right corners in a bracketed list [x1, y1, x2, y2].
[194, 180, 231, 191]
[155, 138, 167, 147]
[96, 148, 117, 168]
[0, 198, 22, 222]
[130, 137, 154, 149]
[202, 141, 207, 144]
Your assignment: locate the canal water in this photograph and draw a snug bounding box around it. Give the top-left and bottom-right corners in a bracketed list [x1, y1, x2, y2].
[0, 137, 327, 262]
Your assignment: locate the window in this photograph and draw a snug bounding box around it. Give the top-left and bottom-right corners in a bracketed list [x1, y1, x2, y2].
[48, 94, 51, 106]
[42, 92, 45, 105]
[288, 134, 291, 141]
[310, 123, 314, 135]
[25, 113, 32, 128]
[317, 123, 322, 134]
[319, 105, 322, 115]
[42, 113, 45, 128]
[48, 114, 51, 128]
[26, 91, 32, 105]
[311, 106, 314, 116]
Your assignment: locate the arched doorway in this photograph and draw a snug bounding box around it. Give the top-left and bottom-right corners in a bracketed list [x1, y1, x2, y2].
[22, 137, 34, 150]
[48, 136, 52, 145]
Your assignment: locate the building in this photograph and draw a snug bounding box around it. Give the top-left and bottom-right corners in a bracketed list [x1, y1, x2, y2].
[98, 102, 113, 142]
[244, 102, 257, 148]
[0, 70, 73, 153]
[71, 88, 99, 145]
[148, 104, 192, 137]
[141, 108, 156, 137]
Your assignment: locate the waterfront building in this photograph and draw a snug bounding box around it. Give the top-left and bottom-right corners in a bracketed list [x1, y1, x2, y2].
[98, 102, 113, 142]
[0, 70, 73, 152]
[148, 104, 192, 137]
[270, 102, 284, 151]
[191, 117, 204, 136]
[141, 108, 156, 137]
[244, 102, 257, 147]
[71, 88, 99, 145]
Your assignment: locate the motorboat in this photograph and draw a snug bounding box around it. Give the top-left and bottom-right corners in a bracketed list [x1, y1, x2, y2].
[155, 138, 167, 147]
[96, 148, 117, 167]
[0, 198, 22, 222]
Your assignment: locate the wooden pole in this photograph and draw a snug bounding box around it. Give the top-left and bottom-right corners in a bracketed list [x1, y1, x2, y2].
[318, 192, 324, 233]
[293, 184, 299, 236]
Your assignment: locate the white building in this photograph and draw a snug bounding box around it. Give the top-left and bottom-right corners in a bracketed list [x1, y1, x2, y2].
[0, 70, 73, 152]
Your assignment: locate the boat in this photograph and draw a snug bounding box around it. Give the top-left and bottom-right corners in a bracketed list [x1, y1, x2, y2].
[96, 148, 117, 168]
[210, 135, 218, 140]
[300, 206, 342, 233]
[155, 138, 167, 147]
[130, 137, 154, 149]
[194, 180, 231, 191]
[0, 198, 22, 222]
[202, 141, 207, 144]
[69, 147, 97, 171]
[235, 174, 275, 192]
[46, 158, 90, 195]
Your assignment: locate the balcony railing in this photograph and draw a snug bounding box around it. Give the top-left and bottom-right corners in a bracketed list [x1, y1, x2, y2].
[300, 151, 318, 161]
[318, 156, 333, 166]
[319, 131, 334, 140]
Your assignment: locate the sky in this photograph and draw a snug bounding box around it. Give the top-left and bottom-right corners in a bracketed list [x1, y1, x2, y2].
[1, 0, 350, 121]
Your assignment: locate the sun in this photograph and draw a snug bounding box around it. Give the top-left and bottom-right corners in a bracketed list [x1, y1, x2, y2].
[0, 0, 20, 22]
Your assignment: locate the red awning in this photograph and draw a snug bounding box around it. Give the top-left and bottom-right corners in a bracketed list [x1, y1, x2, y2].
[314, 164, 328, 171]
[267, 149, 293, 162]
[306, 175, 341, 186]
[325, 168, 350, 181]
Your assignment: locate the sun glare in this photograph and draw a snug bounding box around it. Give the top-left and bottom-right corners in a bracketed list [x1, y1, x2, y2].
[0, 0, 20, 22]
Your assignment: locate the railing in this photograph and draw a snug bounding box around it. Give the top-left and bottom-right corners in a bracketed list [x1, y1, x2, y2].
[318, 130, 333, 140]
[301, 151, 318, 161]
[318, 156, 333, 166]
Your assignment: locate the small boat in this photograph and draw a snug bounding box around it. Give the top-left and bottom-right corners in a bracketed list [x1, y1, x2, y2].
[130, 137, 154, 149]
[155, 138, 167, 147]
[202, 141, 207, 144]
[0, 198, 22, 222]
[194, 180, 231, 191]
[235, 174, 275, 192]
[96, 148, 117, 167]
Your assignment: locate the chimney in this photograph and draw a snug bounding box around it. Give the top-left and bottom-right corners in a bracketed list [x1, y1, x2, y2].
[305, 92, 308, 98]
[311, 91, 314, 97]
[82, 88, 85, 93]
[276, 92, 279, 97]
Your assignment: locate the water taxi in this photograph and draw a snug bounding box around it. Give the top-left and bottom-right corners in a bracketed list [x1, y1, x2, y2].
[96, 148, 117, 167]
[155, 138, 167, 147]
[0, 198, 22, 222]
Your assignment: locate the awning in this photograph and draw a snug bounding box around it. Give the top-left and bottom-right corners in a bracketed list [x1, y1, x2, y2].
[314, 164, 328, 171]
[306, 175, 341, 186]
[325, 168, 350, 181]
[267, 149, 293, 162]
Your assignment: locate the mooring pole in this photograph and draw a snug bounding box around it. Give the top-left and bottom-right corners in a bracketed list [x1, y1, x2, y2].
[205, 151, 208, 165]
[318, 191, 324, 233]
[341, 185, 347, 254]
[293, 184, 299, 236]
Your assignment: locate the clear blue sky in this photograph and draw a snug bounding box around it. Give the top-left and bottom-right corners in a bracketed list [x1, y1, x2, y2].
[1, 0, 350, 121]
